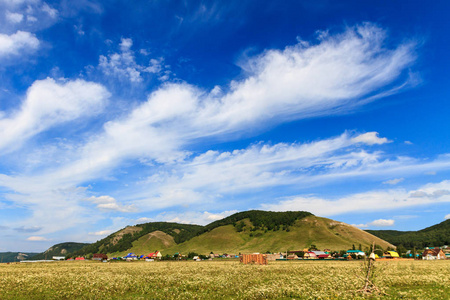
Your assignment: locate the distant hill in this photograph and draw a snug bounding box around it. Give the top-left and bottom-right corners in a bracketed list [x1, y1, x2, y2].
[72, 222, 203, 257]
[366, 219, 450, 249]
[30, 242, 90, 260]
[73, 210, 393, 257]
[0, 252, 38, 263]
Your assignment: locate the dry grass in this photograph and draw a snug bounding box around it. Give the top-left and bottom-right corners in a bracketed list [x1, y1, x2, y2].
[0, 259, 448, 299]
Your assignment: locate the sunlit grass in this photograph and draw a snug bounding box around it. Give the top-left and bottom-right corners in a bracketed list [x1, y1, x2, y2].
[0, 260, 448, 299]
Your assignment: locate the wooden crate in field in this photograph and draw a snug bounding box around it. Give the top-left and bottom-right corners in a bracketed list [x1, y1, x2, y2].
[240, 254, 268, 265]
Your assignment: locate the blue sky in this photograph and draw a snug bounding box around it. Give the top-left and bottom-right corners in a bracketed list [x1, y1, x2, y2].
[0, 0, 449, 252]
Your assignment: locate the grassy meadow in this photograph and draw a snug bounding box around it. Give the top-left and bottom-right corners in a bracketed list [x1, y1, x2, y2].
[0, 259, 449, 299]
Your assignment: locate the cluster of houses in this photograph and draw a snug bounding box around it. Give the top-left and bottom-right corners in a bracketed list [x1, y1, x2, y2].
[109, 251, 163, 261]
[264, 246, 450, 261]
[50, 245, 450, 262]
[270, 249, 397, 260]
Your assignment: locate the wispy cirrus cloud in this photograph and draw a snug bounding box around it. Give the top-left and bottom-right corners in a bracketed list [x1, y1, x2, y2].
[153, 210, 239, 225]
[88, 230, 114, 236]
[46, 23, 416, 186]
[14, 226, 42, 233]
[87, 195, 137, 213]
[0, 23, 422, 243]
[383, 178, 404, 185]
[261, 180, 450, 216]
[27, 236, 50, 241]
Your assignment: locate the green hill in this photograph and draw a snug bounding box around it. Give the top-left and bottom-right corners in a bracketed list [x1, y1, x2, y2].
[74, 210, 394, 257]
[30, 242, 90, 260]
[73, 222, 203, 257]
[0, 252, 38, 263]
[366, 219, 450, 248]
[157, 215, 394, 255]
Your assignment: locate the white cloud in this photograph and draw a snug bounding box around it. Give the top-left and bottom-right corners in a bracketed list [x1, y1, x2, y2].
[135, 217, 153, 224]
[369, 219, 395, 227]
[26, 15, 37, 22]
[445, 214, 450, 220]
[353, 219, 395, 228]
[261, 180, 450, 216]
[1, 1, 60, 35]
[91, 23, 414, 156]
[155, 210, 239, 225]
[27, 236, 49, 241]
[5, 11, 24, 23]
[99, 38, 168, 83]
[145, 58, 164, 73]
[87, 195, 137, 213]
[204, 210, 239, 221]
[41, 2, 57, 18]
[125, 131, 394, 209]
[40, 24, 415, 192]
[88, 230, 114, 236]
[0, 31, 39, 57]
[0, 78, 110, 153]
[0, 23, 421, 243]
[352, 132, 391, 145]
[119, 37, 132, 51]
[383, 178, 404, 185]
[0, 0, 38, 7]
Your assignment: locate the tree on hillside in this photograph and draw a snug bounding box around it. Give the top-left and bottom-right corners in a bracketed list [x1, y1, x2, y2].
[309, 244, 318, 251]
[235, 221, 245, 232]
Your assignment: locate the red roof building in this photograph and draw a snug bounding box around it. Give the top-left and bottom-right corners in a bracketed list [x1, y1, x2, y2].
[145, 251, 162, 259]
[93, 254, 108, 261]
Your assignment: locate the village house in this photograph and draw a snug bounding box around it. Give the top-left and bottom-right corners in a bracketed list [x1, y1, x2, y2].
[346, 250, 366, 257]
[422, 248, 446, 260]
[303, 251, 318, 259]
[123, 253, 138, 261]
[92, 254, 108, 261]
[145, 251, 162, 260]
[383, 251, 400, 259]
[310, 251, 331, 259]
[287, 253, 298, 260]
[266, 253, 284, 261]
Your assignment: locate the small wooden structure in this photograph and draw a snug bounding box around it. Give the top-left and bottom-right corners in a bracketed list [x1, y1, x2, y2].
[240, 254, 268, 265]
[93, 254, 108, 261]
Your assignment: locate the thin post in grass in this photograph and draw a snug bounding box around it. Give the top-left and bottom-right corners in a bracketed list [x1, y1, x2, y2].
[356, 242, 386, 295]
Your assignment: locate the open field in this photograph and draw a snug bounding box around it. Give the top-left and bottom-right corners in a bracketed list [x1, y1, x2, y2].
[1, 260, 449, 299]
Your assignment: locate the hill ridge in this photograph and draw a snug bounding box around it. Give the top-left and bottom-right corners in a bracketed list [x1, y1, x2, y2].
[366, 219, 450, 248]
[70, 211, 393, 257]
